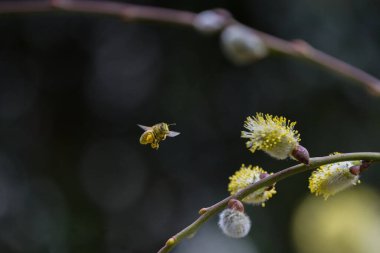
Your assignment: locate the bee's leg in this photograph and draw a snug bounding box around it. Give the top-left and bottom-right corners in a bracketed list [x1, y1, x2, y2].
[162, 135, 167, 141]
[151, 141, 159, 149]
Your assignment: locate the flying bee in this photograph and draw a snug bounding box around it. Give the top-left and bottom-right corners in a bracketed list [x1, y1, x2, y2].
[138, 123, 180, 149]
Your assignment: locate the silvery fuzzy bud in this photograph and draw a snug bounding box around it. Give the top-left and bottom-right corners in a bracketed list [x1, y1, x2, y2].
[221, 24, 268, 65]
[218, 200, 251, 238]
[193, 10, 227, 34]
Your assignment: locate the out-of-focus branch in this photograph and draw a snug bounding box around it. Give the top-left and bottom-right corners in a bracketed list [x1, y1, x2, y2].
[0, 1, 379, 95]
[254, 33, 380, 95]
[157, 152, 380, 253]
[0, 0, 196, 26]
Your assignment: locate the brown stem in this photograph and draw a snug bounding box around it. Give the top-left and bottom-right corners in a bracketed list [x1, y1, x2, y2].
[157, 152, 380, 253]
[0, 2, 378, 252]
[255, 31, 380, 95]
[0, 1, 378, 95]
[0, 0, 196, 26]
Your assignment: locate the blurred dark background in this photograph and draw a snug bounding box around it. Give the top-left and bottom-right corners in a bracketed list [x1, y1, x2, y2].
[0, 0, 379, 253]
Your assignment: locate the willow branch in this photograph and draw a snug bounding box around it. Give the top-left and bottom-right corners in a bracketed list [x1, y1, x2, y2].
[157, 152, 380, 253]
[253, 33, 380, 95]
[0, 0, 196, 26]
[0, 1, 379, 95]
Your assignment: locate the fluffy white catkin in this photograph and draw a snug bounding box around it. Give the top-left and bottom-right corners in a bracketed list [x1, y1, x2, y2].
[218, 208, 251, 238]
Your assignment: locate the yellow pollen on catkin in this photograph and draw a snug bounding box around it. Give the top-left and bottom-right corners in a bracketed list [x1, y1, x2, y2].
[228, 164, 276, 206]
[241, 113, 301, 160]
[309, 158, 361, 200]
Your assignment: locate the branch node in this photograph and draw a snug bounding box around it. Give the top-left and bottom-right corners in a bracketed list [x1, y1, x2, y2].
[292, 39, 312, 56]
[49, 0, 69, 9]
[198, 207, 208, 215]
[165, 237, 176, 246]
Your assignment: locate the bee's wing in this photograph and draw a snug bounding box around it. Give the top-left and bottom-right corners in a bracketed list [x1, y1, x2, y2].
[167, 131, 180, 137]
[137, 124, 152, 131]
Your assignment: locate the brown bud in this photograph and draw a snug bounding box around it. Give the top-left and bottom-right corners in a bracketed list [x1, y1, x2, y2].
[165, 237, 176, 246]
[259, 172, 269, 179]
[198, 208, 208, 215]
[291, 145, 310, 164]
[349, 165, 361, 175]
[259, 172, 274, 190]
[227, 199, 244, 212]
[360, 160, 372, 172]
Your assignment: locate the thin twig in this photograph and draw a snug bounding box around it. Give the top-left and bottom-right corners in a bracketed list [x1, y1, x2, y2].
[252, 32, 380, 95]
[0, 1, 377, 251]
[157, 152, 380, 253]
[0, 0, 196, 26]
[0, 1, 379, 95]
[0, 1, 379, 250]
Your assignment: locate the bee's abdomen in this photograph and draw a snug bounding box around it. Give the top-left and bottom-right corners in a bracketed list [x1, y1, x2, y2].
[140, 131, 155, 144]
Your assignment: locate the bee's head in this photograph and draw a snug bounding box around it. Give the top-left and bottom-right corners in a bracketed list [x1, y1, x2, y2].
[160, 123, 170, 133]
[161, 123, 175, 133]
